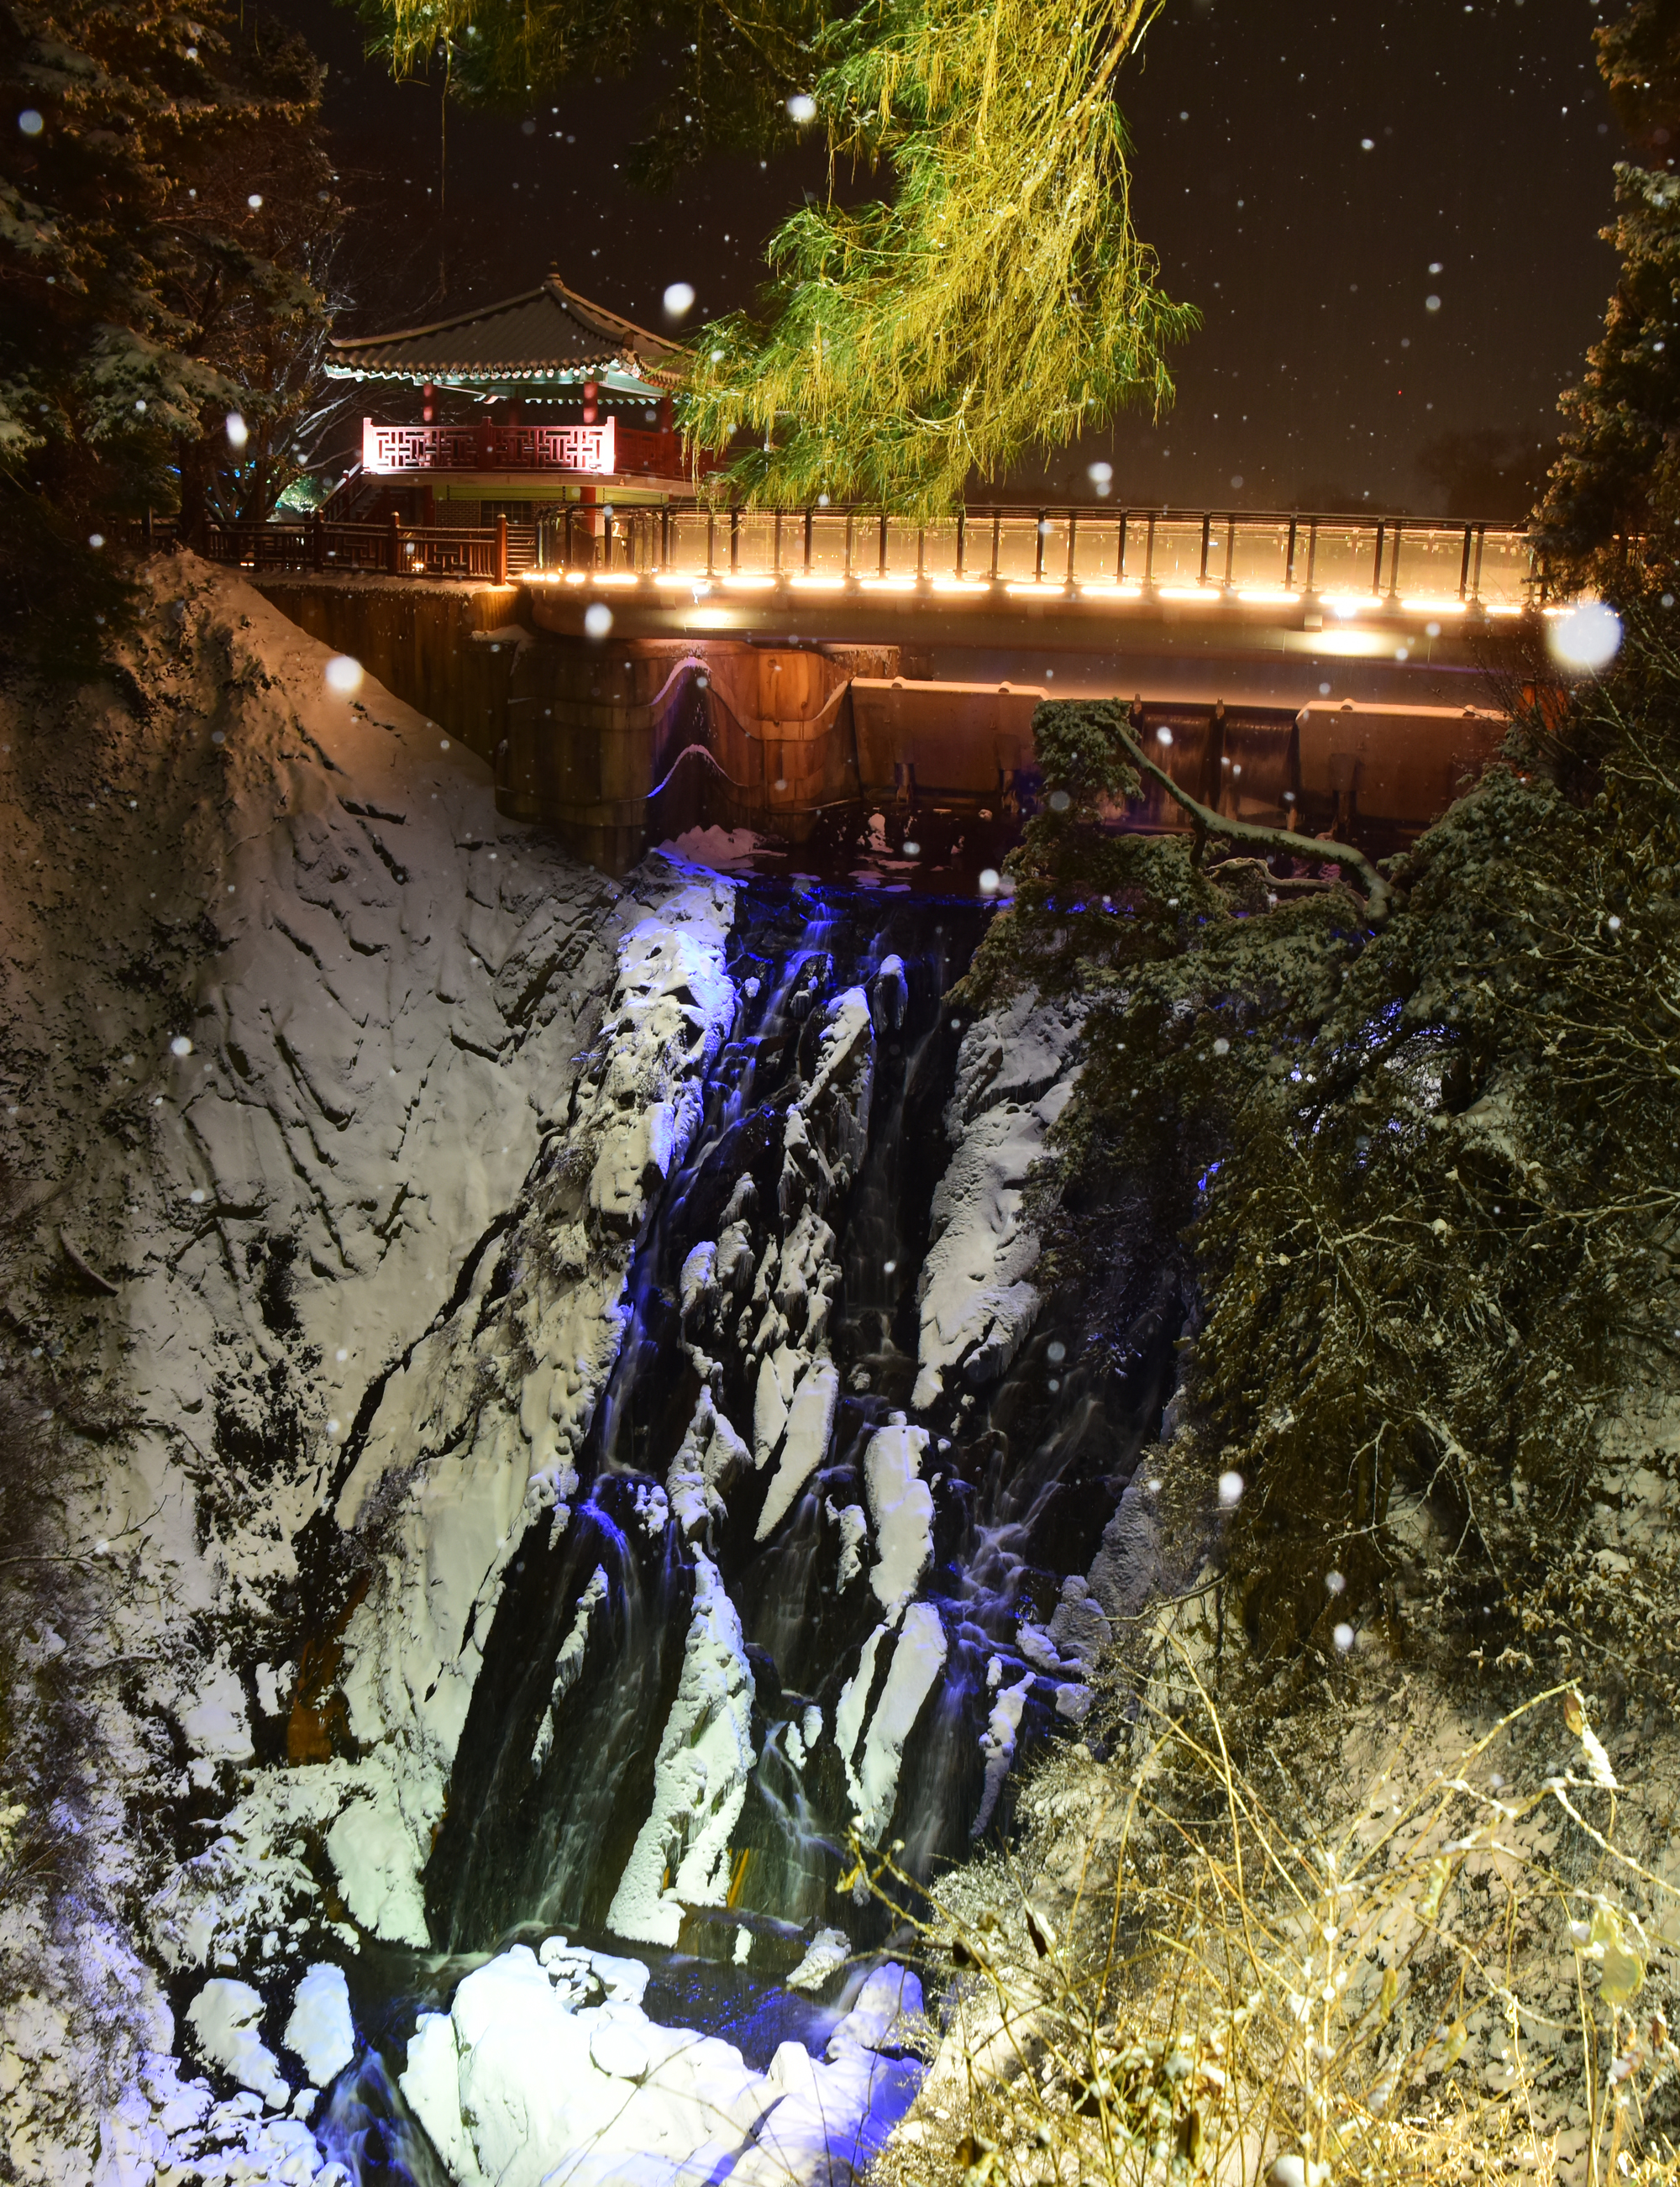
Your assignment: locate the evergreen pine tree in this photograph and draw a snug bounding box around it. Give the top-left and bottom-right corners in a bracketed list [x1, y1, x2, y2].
[0, 1, 341, 646]
[1534, 0, 1680, 595]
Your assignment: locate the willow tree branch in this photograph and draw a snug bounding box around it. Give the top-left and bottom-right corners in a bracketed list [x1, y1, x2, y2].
[1110, 719, 1397, 923]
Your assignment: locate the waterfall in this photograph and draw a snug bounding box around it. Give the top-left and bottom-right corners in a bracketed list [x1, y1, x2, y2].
[424, 876, 1179, 1968]
[316, 866, 1186, 2187]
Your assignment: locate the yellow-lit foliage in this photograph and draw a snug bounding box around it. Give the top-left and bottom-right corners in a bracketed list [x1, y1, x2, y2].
[865, 1669, 1680, 2187]
[348, 0, 1195, 510]
[682, 0, 1199, 512]
[349, 0, 647, 109]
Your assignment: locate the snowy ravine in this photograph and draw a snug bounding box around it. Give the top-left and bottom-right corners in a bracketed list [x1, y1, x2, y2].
[0, 556, 1186, 2187]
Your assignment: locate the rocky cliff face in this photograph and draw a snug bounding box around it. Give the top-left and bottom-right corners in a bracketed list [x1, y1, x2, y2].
[0, 559, 634, 2180]
[0, 560, 1187, 2187]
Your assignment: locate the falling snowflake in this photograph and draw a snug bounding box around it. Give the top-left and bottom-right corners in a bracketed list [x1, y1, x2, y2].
[1551, 601, 1621, 672]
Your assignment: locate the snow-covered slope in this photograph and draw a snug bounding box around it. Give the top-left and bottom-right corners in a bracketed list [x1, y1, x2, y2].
[0, 557, 638, 2181]
[1, 555, 625, 1591]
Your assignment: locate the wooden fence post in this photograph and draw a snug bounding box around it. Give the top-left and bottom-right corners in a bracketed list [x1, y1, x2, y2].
[311, 511, 325, 572]
[494, 513, 508, 586]
[386, 508, 402, 577]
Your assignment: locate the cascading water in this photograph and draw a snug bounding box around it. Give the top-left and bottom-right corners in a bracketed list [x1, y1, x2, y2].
[303, 850, 1190, 2187]
[423, 870, 1184, 1981]
[315, 2051, 453, 2187]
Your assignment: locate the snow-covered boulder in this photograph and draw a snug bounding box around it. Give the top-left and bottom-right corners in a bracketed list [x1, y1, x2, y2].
[400, 1944, 922, 2187]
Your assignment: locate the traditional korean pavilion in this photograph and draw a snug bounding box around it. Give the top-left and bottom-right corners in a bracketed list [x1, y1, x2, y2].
[324, 271, 696, 521]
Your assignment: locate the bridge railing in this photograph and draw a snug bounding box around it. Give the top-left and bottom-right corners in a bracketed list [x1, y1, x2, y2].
[538, 503, 1540, 609]
[139, 513, 539, 581]
[132, 504, 1543, 610]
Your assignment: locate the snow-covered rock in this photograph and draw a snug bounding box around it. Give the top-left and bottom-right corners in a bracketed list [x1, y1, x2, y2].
[281, 1965, 354, 2090]
[911, 991, 1083, 1409]
[186, 1982, 288, 2111]
[863, 1422, 934, 1620]
[531, 1566, 609, 1772]
[748, 986, 876, 1543]
[400, 1943, 921, 2187]
[786, 1928, 850, 1993]
[176, 1660, 255, 1768]
[836, 1606, 948, 1843]
[606, 1552, 757, 1947]
[974, 1672, 1035, 1834]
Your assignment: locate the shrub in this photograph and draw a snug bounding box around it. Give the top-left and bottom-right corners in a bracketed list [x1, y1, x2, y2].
[954, 614, 1680, 1709]
[867, 1666, 1680, 2187]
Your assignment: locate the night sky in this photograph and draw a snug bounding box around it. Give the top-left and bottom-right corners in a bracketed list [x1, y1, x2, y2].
[273, 0, 1629, 516]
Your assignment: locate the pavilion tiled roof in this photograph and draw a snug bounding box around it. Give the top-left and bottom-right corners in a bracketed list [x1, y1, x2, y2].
[325, 273, 684, 394]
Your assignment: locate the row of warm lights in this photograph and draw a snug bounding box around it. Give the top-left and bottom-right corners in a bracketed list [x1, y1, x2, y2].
[563, 575, 1627, 665]
[541, 568, 1531, 618]
[333, 591, 1620, 677]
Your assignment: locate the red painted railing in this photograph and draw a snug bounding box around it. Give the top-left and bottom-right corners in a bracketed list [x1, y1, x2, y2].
[162, 512, 534, 581]
[360, 417, 694, 481]
[363, 418, 616, 476]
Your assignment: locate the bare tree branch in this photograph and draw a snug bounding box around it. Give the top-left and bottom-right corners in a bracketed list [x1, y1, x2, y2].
[1110, 718, 1398, 923]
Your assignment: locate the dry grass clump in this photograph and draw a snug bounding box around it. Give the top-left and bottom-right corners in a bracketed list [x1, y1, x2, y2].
[866, 1650, 1680, 2187]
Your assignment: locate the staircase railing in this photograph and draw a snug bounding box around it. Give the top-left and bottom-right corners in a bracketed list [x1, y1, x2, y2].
[318, 463, 367, 524]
